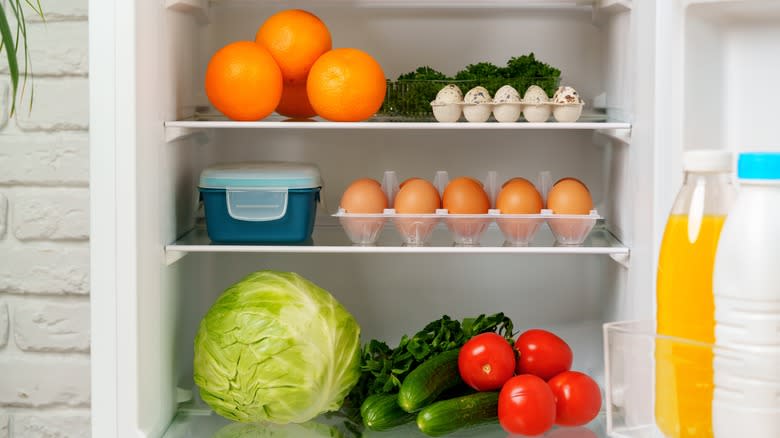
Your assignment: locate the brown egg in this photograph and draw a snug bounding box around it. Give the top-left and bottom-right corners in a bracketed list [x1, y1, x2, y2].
[352, 177, 382, 187]
[399, 177, 423, 189]
[497, 178, 543, 214]
[340, 178, 388, 213]
[502, 177, 530, 188]
[547, 178, 593, 214]
[442, 177, 490, 214]
[554, 177, 590, 190]
[394, 179, 441, 214]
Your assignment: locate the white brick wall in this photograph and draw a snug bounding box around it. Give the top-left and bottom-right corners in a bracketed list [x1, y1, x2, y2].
[0, 195, 6, 238]
[14, 300, 90, 353]
[14, 414, 91, 438]
[0, 134, 89, 186]
[0, 0, 91, 436]
[0, 303, 7, 348]
[12, 188, 89, 241]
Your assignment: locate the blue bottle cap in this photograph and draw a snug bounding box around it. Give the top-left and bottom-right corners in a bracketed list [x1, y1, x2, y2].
[738, 153, 780, 180]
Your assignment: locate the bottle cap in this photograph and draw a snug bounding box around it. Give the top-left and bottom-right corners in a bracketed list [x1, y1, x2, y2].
[683, 150, 732, 172]
[738, 152, 780, 180]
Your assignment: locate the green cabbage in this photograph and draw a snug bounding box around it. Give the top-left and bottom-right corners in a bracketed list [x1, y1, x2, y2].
[193, 271, 361, 424]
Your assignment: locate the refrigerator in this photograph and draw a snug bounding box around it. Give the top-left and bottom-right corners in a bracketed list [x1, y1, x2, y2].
[88, 0, 780, 437]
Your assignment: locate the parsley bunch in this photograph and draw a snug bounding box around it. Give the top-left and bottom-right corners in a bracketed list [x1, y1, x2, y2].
[346, 313, 515, 409]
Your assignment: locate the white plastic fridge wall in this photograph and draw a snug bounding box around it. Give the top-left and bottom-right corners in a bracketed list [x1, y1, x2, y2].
[655, 0, 780, 232]
[89, 2, 659, 437]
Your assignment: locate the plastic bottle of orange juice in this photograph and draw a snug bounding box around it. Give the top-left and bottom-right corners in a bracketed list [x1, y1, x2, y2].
[655, 150, 734, 438]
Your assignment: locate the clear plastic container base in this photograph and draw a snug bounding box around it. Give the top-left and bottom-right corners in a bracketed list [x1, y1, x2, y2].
[334, 170, 601, 247]
[603, 321, 780, 438]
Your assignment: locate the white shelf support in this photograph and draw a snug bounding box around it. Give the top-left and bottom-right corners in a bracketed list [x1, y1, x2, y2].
[165, 248, 188, 266]
[164, 125, 211, 144]
[165, 0, 210, 24]
[609, 252, 630, 269]
[597, 0, 632, 13]
[595, 127, 632, 145]
[176, 388, 194, 404]
[593, 0, 632, 25]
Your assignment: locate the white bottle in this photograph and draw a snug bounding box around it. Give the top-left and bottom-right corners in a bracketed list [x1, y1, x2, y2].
[713, 152, 780, 438]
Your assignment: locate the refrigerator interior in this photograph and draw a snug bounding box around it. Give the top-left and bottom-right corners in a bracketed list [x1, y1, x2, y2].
[89, 1, 664, 437]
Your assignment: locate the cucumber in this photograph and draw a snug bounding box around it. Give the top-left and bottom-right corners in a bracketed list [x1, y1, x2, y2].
[437, 382, 476, 401]
[360, 393, 416, 431]
[416, 392, 500, 437]
[398, 349, 462, 413]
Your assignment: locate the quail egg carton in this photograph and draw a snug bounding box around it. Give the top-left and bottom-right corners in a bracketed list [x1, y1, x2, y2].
[333, 170, 601, 247]
[431, 84, 584, 123]
[431, 101, 585, 123]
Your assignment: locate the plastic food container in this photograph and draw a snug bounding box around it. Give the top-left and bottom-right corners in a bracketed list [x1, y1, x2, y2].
[199, 162, 321, 244]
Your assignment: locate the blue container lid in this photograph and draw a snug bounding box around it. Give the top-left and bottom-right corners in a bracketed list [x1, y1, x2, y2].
[199, 162, 322, 189]
[738, 153, 780, 180]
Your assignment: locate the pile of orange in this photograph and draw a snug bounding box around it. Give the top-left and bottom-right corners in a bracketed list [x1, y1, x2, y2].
[205, 9, 386, 122]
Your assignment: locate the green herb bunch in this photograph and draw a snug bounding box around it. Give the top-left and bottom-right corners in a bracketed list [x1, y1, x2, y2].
[346, 313, 515, 409]
[456, 54, 561, 96]
[0, 1, 44, 116]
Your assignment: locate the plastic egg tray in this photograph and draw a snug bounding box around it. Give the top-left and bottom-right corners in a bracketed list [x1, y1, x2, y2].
[430, 101, 585, 123]
[334, 170, 601, 247]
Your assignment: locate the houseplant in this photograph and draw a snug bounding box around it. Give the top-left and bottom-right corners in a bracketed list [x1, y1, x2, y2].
[0, 1, 44, 115]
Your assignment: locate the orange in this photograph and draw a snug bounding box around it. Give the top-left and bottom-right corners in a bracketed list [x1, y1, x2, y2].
[276, 82, 317, 119]
[307, 48, 387, 122]
[256, 9, 332, 85]
[205, 41, 282, 121]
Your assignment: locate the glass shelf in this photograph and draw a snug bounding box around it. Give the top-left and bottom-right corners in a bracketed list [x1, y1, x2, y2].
[206, 0, 619, 11]
[165, 225, 628, 262]
[165, 113, 631, 132]
[162, 407, 607, 438]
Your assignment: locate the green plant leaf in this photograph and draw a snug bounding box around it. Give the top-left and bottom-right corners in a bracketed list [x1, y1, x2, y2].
[0, 4, 20, 115]
[1, 1, 43, 116]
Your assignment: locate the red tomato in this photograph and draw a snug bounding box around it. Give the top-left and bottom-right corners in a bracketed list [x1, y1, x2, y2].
[515, 329, 573, 380]
[548, 371, 602, 427]
[458, 333, 516, 391]
[498, 374, 557, 436]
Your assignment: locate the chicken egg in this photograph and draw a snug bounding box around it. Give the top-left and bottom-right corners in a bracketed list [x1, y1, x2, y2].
[496, 177, 543, 214]
[442, 177, 490, 214]
[340, 178, 388, 213]
[399, 177, 423, 188]
[394, 179, 441, 214]
[352, 177, 381, 187]
[546, 178, 592, 214]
